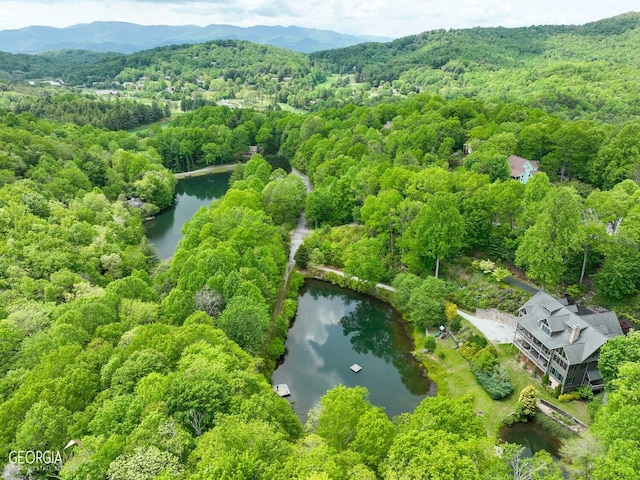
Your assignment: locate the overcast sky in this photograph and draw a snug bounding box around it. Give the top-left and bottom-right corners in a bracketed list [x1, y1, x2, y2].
[0, 0, 637, 38]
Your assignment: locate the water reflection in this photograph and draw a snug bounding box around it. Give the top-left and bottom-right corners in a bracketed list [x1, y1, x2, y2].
[500, 422, 561, 459]
[145, 173, 231, 260]
[273, 280, 435, 420]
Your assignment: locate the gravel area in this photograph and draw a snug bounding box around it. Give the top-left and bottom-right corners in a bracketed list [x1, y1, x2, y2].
[457, 310, 516, 344]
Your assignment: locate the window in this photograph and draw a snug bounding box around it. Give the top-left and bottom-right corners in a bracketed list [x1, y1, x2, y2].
[550, 367, 564, 383]
[540, 322, 551, 336]
[553, 352, 568, 370]
[567, 377, 575, 385]
[569, 365, 576, 372]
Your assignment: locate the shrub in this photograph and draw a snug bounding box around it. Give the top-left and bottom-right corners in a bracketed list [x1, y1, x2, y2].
[558, 391, 580, 402]
[541, 373, 549, 386]
[450, 314, 462, 333]
[424, 335, 436, 352]
[467, 334, 488, 348]
[577, 385, 594, 401]
[492, 266, 511, 282]
[516, 386, 538, 418]
[587, 397, 602, 422]
[472, 346, 499, 373]
[474, 365, 514, 400]
[444, 301, 458, 322]
[459, 342, 481, 362]
[553, 384, 562, 398]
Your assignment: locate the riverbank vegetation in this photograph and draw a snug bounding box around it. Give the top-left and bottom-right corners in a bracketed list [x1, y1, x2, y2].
[3, 14, 640, 477]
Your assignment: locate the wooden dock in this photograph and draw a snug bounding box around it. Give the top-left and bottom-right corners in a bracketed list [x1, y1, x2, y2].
[274, 384, 291, 397]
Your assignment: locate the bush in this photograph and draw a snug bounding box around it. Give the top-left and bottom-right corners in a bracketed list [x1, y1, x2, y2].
[473, 365, 514, 400]
[558, 391, 580, 402]
[587, 397, 602, 422]
[516, 386, 538, 418]
[553, 384, 562, 398]
[424, 335, 436, 352]
[450, 314, 462, 333]
[577, 385, 594, 401]
[541, 373, 549, 386]
[472, 346, 499, 373]
[459, 342, 481, 362]
[467, 334, 488, 348]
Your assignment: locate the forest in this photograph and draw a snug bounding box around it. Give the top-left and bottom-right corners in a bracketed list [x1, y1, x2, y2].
[3, 13, 640, 120]
[1, 12, 640, 480]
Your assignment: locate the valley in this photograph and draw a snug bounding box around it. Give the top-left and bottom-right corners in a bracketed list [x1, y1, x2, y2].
[1, 11, 640, 480]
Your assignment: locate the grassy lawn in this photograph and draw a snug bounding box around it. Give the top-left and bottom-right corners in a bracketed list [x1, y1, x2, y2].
[277, 103, 308, 114]
[414, 319, 591, 438]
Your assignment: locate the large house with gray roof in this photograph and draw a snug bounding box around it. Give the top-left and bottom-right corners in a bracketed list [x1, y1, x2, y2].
[513, 290, 622, 393]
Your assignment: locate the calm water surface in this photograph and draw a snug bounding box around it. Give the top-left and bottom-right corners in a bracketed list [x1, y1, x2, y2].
[500, 422, 561, 459]
[145, 173, 231, 259]
[273, 280, 435, 420]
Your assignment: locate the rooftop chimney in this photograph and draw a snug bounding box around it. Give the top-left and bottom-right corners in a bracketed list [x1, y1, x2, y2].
[569, 324, 581, 344]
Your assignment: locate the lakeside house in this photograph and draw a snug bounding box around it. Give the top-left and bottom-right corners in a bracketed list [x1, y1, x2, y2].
[513, 290, 622, 394]
[508, 155, 539, 184]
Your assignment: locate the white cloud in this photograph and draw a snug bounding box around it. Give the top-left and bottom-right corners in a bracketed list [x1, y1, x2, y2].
[0, 0, 637, 38]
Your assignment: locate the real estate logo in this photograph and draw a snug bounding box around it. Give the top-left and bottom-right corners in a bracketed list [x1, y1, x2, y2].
[7, 439, 84, 469]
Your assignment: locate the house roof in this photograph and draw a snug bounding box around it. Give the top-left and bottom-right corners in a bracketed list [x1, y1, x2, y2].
[517, 290, 622, 364]
[508, 155, 540, 178]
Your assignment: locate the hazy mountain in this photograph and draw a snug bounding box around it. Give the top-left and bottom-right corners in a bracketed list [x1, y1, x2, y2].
[0, 21, 390, 54]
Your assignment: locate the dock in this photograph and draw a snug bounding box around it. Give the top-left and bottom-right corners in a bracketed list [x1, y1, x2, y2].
[273, 384, 291, 397]
[350, 364, 362, 373]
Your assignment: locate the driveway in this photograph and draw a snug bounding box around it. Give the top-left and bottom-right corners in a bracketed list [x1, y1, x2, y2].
[456, 310, 516, 344]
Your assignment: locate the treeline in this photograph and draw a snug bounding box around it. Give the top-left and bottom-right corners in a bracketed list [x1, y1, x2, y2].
[11, 93, 168, 130]
[144, 105, 302, 172]
[274, 94, 640, 320]
[311, 13, 640, 121]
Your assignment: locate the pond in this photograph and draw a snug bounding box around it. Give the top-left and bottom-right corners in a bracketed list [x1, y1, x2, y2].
[500, 422, 561, 459]
[272, 279, 436, 420]
[145, 173, 231, 260]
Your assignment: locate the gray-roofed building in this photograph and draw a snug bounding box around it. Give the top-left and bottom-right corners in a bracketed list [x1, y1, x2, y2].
[513, 290, 622, 393]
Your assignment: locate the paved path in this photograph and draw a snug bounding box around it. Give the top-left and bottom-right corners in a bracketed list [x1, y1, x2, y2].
[504, 276, 539, 294]
[314, 266, 395, 292]
[174, 163, 240, 179]
[271, 169, 314, 321]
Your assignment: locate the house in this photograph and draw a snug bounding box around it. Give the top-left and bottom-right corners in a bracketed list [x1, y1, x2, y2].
[242, 146, 259, 159]
[508, 155, 539, 184]
[513, 290, 622, 394]
[126, 198, 144, 209]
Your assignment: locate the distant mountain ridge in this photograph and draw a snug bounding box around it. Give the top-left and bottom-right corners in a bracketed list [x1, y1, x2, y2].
[0, 21, 390, 54]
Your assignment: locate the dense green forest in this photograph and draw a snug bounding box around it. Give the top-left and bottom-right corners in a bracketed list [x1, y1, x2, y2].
[2, 13, 640, 479]
[311, 13, 640, 121]
[3, 13, 640, 120]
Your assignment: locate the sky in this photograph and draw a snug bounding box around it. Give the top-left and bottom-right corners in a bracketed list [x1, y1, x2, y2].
[0, 0, 637, 38]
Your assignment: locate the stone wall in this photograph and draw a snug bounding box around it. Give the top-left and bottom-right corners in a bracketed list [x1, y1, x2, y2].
[474, 308, 517, 328]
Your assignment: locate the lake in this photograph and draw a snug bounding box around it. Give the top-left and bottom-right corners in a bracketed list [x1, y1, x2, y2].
[273, 279, 435, 420]
[145, 173, 231, 260]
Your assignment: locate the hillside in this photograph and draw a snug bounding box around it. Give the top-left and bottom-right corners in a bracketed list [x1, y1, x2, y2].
[310, 12, 640, 121]
[0, 21, 389, 55]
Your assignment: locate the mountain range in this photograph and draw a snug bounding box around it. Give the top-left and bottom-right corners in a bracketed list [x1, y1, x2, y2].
[0, 21, 390, 55]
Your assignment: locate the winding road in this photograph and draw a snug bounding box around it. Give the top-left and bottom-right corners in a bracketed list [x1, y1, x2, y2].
[269, 167, 516, 344]
[271, 168, 313, 321]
